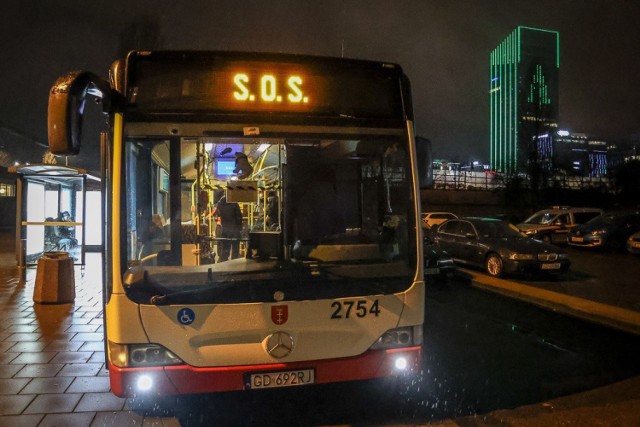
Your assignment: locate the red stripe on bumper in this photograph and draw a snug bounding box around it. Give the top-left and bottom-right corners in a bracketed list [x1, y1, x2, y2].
[109, 346, 421, 397]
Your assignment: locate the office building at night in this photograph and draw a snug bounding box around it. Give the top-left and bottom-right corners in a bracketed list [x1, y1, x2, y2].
[490, 26, 560, 174]
[534, 130, 609, 178]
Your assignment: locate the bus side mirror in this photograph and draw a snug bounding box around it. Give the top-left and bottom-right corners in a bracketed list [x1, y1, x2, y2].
[415, 136, 433, 188]
[48, 71, 114, 155]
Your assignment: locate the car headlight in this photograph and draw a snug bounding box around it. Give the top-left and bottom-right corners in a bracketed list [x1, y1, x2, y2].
[591, 229, 606, 236]
[370, 326, 423, 350]
[109, 342, 184, 368]
[558, 253, 569, 260]
[508, 253, 535, 260]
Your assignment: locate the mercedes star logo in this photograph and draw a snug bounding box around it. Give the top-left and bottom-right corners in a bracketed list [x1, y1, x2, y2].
[265, 331, 294, 359]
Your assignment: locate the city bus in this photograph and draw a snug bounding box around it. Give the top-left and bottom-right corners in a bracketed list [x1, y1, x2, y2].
[47, 51, 425, 397]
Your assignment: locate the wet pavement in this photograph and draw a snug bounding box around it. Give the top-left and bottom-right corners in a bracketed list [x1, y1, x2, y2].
[0, 230, 179, 426]
[1, 228, 639, 426]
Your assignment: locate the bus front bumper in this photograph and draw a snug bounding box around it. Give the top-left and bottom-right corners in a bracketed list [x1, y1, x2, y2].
[108, 346, 421, 397]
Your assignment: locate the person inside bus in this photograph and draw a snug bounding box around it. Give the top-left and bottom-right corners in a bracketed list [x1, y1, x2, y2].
[233, 152, 253, 179]
[265, 190, 279, 230]
[143, 214, 165, 241]
[212, 195, 243, 261]
[138, 214, 167, 259]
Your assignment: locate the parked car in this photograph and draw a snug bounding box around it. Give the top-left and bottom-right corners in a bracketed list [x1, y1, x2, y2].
[424, 236, 456, 281]
[517, 206, 603, 245]
[435, 217, 570, 278]
[568, 212, 640, 252]
[422, 212, 457, 228]
[627, 231, 640, 255]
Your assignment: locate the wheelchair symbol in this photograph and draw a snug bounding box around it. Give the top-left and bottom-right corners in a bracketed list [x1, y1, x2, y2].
[177, 308, 195, 325]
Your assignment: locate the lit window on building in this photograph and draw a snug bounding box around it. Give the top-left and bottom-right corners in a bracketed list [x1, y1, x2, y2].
[0, 183, 16, 197]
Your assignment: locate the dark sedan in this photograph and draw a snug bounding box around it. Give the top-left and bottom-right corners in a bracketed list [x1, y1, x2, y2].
[434, 217, 570, 278]
[568, 212, 640, 252]
[424, 236, 456, 281]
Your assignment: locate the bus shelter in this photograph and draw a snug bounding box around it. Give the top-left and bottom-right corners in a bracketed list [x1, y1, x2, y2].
[11, 164, 101, 266]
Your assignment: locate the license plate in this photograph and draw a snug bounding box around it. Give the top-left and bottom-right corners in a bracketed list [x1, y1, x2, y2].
[571, 237, 584, 242]
[425, 267, 440, 275]
[541, 263, 561, 270]
[632, 242, 640, 248]
[246, 369, 315, 389]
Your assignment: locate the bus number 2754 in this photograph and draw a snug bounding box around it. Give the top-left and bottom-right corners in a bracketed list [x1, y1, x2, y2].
[331, 299, 380, 319]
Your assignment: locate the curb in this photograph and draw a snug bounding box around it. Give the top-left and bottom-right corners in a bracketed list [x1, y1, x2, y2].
[463, 269, 640, 336]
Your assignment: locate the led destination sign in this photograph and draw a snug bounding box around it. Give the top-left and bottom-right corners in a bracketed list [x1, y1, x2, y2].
[232, 73, 309, 104]
[127, 53, 404, 119]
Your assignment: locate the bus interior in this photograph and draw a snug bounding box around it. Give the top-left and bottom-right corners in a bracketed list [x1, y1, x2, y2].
[123, 130, 417, 302]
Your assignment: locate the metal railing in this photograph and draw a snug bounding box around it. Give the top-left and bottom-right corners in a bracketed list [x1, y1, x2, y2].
[432, 170, 612, 191]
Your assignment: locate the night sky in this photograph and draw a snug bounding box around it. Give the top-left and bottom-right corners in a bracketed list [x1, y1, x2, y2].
[1, 0, 639, 171]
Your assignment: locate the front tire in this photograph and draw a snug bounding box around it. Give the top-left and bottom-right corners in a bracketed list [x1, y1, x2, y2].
[485, 253, 504, 277]
[607, 237, 625, 253]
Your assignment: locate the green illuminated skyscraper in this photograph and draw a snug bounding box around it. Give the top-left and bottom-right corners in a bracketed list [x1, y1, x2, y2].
[490, 26, 559, 174]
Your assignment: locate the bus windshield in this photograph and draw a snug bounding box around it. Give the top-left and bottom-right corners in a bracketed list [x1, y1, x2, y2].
[123, 130, 417, 305]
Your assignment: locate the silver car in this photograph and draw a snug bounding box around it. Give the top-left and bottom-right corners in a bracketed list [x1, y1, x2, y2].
[517, 206, 603, 245]
[627, 231, 640, 255]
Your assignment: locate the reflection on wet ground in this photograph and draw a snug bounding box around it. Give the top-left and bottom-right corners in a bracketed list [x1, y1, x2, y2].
[2, 230, 640, 426]
[0, 249, 141, 425]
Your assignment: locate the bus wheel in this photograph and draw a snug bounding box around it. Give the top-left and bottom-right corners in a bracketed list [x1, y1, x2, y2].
[607, 238, 624, 253]
[485, 254, 503, 277]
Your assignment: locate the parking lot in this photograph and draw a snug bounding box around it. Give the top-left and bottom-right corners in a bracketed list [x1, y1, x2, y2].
[422, 208, 640, 335]
[516, 246, 640, 312]
[1, 221, 639, 425]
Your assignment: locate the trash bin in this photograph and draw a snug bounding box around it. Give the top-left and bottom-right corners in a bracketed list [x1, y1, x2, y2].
[33, 251, 75, 304]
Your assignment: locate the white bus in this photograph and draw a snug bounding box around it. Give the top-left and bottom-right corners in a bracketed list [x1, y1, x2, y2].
[47, 50, 425, 397]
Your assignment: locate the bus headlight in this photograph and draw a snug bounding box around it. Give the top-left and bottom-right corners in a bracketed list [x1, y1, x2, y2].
[370, 326, 423, 350]
[394, 357, 408, 370]
[137, 375, 153, 391]
[109, 342, 184, 368]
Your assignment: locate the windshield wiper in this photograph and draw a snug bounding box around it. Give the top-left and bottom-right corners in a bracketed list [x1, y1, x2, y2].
[124, 270, 172, 297]
[149, 267, 227, 305]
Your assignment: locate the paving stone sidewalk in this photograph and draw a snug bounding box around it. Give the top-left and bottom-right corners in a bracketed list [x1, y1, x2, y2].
[0, 234, 179, 426]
